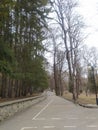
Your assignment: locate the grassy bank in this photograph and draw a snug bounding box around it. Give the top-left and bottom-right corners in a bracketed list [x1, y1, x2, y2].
[63, 92, 96, 105]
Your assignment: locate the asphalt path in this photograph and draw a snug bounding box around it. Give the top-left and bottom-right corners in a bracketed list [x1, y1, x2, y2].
[0, 91, 98, 130]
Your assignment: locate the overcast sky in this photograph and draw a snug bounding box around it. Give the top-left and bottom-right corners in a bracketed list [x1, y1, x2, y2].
[78, 0, 98, 48]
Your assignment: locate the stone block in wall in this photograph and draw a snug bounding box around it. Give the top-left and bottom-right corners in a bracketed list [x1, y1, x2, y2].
[0, 93, 47, 122]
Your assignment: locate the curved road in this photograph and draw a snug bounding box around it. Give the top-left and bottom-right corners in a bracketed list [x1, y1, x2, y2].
[0, 91, 98, 130]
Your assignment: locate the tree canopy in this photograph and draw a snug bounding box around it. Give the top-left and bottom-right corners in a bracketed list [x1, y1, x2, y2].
[0, 0, 49, 98]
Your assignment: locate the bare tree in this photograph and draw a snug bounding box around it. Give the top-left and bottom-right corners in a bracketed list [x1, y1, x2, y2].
[83, 46, 98, 98]
[56, 49, 65, 96]
[50, 0, 84, 101]
[47, 27, 66, 96]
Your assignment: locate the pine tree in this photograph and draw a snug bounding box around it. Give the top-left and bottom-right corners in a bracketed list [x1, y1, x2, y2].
[0, 0, 49, 98]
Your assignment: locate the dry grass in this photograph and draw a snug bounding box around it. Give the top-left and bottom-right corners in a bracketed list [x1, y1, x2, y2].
[63, 91, 96, 105]
[78, 93, 96, 104]
[63, 92, 73, 101]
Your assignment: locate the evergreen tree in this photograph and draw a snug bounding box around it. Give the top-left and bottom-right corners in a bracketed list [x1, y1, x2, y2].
[0, 0, 49, 98]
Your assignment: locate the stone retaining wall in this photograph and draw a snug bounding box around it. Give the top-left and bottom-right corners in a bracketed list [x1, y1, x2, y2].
[0, 92, 47, 122]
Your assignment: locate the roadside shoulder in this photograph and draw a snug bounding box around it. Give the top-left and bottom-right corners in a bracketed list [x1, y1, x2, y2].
[63, 96, 98, 109]
[78, 103, 98, 108]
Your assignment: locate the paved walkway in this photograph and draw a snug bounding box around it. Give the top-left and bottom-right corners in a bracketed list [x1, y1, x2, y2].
[0, 91, 98, 130]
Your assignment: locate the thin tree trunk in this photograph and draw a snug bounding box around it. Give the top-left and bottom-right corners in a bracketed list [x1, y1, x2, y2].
[1, 73, 7, 98]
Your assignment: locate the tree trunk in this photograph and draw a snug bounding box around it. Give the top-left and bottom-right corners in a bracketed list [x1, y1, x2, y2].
[8, 78, 13, 98]
[1, 73, 7, 98]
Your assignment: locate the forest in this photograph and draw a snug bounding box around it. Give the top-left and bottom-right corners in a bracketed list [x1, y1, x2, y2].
[0, 0, 98, 103]
[0, 0, 49, 98]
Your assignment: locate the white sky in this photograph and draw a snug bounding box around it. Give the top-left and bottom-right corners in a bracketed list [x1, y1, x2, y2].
[78, 0, 98, 48]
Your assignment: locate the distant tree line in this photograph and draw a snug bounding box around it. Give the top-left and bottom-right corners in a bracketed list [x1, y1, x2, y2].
[0, 0, 49, 98]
